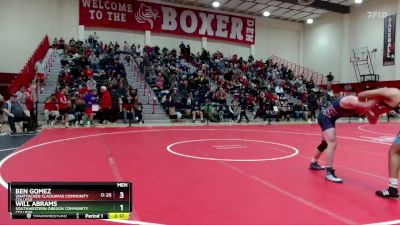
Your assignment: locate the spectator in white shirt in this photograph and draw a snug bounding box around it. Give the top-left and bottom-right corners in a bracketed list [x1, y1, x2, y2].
[92, 32, 99, 47]
[34, 59, 47, 93]
[88, 54, 99, 72]
[123, 41, 130, 52]
[275, 84, 284, 97]
[136, 45, 141, 56]
[15, 85, 27, 110]
[86, 77, 97, 91]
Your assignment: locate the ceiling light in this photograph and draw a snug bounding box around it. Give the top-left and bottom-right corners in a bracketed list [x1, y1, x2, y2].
[355, 0, 363, 4]
[212, 1, 220, 8]
[263, 11, 271, 17]
[306, 18, 314, 24]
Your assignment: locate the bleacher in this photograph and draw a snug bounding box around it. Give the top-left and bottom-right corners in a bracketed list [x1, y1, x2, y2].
[3, 37, 341, 128]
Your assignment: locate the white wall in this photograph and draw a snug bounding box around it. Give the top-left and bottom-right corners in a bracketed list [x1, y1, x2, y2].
[256, 17, 302, 64]
[348, 0, 398, 82]
[0, 0, 79, 73]
[303, 0, 400, 83]
[303, 12, 344, 80]
[0, 0, 301, 74]
[207, 18, 302, 62]
[207, 39, 251, 59]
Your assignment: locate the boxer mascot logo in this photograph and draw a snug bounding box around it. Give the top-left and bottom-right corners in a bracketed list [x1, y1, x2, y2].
[135, 3, 159, 29]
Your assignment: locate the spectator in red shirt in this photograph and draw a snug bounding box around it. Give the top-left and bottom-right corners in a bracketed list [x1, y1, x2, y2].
[99, 86, 112, 124]
[155, 73, 164, 90]
[83, 65, 94, 80]
[266, 91, 278, 101]
[44, 95, 59, 127]
[57, 87, 68, 127]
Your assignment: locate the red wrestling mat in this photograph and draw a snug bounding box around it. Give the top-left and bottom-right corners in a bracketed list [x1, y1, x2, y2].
[0, 123, 399, 225]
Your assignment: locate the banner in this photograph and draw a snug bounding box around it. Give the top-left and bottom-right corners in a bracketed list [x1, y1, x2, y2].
[79, 0, 256, 45]
[383, 14, 396, 66]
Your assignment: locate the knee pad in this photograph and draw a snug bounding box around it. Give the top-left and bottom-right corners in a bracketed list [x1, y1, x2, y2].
[317, 140, 328, 152]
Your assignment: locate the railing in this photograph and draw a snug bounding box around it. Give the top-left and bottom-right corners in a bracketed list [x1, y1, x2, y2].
[9, 35, 51, 95]
[129, 59, 157, 114]
[269, 55, 338, 87]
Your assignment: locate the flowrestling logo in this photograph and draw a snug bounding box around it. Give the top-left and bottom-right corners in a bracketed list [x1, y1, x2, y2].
[135, 3, 159, 29]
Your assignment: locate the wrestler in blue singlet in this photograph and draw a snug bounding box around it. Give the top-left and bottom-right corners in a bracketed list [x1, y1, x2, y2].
[318, 98, 355, 131]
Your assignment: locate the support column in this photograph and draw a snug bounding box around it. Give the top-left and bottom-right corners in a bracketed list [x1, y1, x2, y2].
[201, 37, 208, 51]
[145, 30, 151, 46]
[78, 25, 85, 41]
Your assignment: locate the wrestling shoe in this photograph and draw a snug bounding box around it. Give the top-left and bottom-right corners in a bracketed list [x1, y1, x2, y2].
[325, 169, 343, 183]
[309, 162, 325, 170]
[376, 187, 399, 198]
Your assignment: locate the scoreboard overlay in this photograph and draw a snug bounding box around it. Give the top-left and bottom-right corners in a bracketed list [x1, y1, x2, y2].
[8, 182, 132, 219]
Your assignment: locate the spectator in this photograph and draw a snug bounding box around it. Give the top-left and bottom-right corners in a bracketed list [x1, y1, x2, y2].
[99, 86, 112, 124]
[58, 37, 65, 50]
[191, 98, 204, 123]
[122, 93, 134, 123]
[238, 94, 250, 123]
[83, 65, 94, 80]
[66, 100, 77, 127]
[74, 94, 86, 126]
[0, 94, 4, 131]
[60, 54, 70, 67]
[293, 100, 305, 120]
[216, 87, 227, 105]
[35, 59, 47, 93]
[86, 77, 97, 90]
[155, 73, 164, 91]
[279, 100, 290, 121]
[203, 98, 219, 122]
[327, 72, 334, 90]
[0, 94, 4, 108]
[228, 100, 239, 122]
[123, 41, 130, 52]
[308, 91, 318, 123]
[89, 53, 99, 72]
[15, 85, 27, 110]
[52, 37, 58, 48]
[168, 105, 182, 121]
[275, 83, 284, 97]
[92, 32, 99, 48]
[254, 93, 267, 120]
[44, 95, 59, 127]
[133, 97, 143, 123]
[2, 95, 32, 134]
[84, 89, 98, 126]
[179, 42, 185, 57]
[57, 87, 69, 127]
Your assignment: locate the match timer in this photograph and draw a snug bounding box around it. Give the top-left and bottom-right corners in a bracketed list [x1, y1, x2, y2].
[8, 182, 132, 220]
